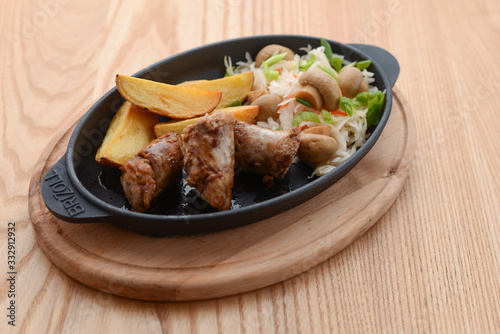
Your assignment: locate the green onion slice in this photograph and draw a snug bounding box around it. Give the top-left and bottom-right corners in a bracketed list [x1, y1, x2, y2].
[320, 38, 342, 71]
[356, 60, 372, 71]
[321, 38, 334, 63]
[339, 97, 356, 117]
[319, 66, 336, 79]
[262, 52, 287, 81]
[262, 62, 279, 81]
[332, 57, 342, 72]
[354, 91, 386, 127]
[295, 97, 311, 108]
[262, 52, 288, 67]
[299, 54, 316, 72]
[355, 91, 383, 104]
[321, 110, 333, 124]
[292, 111, 321, 127]
[366, 93, 385, 127]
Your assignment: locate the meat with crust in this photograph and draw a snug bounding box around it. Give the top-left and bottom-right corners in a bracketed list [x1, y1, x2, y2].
[182, 112, 236, 211]
[120, 132, 183, 212]
[234, 121, 300, 182]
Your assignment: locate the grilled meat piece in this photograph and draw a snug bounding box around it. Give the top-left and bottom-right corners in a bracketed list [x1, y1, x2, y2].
[182, 112, 236, 211]
[234, 121, 300, 183]
[120, 132, 182, 212]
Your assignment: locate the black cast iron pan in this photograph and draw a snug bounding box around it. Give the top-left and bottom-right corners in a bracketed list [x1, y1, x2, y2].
[41, 35, 400, 236]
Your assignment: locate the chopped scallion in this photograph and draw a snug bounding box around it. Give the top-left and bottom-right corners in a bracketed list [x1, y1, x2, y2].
[366, 93, 385, 127]
[356, 60, 372, 71]
[262, 52, 288, 67]
[321, 110, 333, 124]
[292, 111, 321, 127]
[261, 52, 287, 81]
[295, 97, 311, 108]
[299, 54, 316, 72]
[262, 62, 279, 81]
[339, 97, 356, 117]
[355, 91, 385, 127]
[321, 37, 342, 71]
[332, 57, 342, 72]
[319, 66, 336, 79]
[321, 38, 334, 64]
[355, 91, 382, 104]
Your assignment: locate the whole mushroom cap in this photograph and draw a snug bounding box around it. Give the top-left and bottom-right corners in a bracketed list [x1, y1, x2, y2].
[337, 67, 368, 98]
[299, 69, 342, 111]
[251, 94, 283, 122]
[298, 133, 338, 165]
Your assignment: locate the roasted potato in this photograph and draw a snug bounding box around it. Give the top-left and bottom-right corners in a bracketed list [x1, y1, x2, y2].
[176, 79, 207, 87]
[154, 105, 259, 137]
[95, 101, 159, 167]
[115, 75, 222, 119]
[178, 72, 254, 109]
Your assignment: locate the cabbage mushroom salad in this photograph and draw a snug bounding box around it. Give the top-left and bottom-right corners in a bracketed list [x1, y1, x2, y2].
[224, 38, 386, 176]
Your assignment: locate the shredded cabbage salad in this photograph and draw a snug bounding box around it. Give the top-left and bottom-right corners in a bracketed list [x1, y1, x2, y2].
[224, 40, 385, 177]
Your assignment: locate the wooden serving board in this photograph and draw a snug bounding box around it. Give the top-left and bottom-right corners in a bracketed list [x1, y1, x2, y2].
[29, 89, 415, 301]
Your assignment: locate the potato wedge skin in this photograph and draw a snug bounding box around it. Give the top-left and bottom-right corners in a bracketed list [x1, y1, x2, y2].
[154, 105, 259, 137]
[116, 75, 222, 119]
[96, 101, 159, 167]
[179, 72, 254, 109]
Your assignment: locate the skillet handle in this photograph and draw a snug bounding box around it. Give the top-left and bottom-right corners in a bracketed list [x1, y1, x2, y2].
[349, 43, 400, 87]
[41, 155, 111, 223]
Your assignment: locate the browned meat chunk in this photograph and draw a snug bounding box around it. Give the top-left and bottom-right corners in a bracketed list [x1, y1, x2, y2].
[182, 112, 236, 211]
[120, 132, 182, 212]
[234, 121, 300, 182]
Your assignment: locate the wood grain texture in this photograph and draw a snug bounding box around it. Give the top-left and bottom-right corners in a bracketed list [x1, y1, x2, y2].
[1, 0, 500, 332]
[28, 92, 413, 301]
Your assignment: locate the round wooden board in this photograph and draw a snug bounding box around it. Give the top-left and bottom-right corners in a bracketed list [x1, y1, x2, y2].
[29, 89, 415, 301]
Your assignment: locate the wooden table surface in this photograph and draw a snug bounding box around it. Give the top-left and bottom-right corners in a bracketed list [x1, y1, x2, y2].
[2, 0, 499, 332]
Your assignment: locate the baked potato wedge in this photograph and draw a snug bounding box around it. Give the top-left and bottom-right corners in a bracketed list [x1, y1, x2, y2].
[178, 72, 254, 109]
[96, 101, 159, 167]
[154, 105, 259, 137]
[116, 75, 222, 119]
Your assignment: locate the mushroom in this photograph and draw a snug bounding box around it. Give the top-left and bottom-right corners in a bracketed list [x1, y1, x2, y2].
[247, 88, 268, 104]
[255, 44, 295, 67]
[337, 67, 369, 98]
[251, 94, 283, 122]
[295, 85, 324, 110]
[298, 133, 338, 165]
[299, 69, 342, 111]
[302, 125, 332, 137]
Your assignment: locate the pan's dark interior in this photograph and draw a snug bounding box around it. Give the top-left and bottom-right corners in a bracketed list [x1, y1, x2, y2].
[72, 36, 389, 217]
